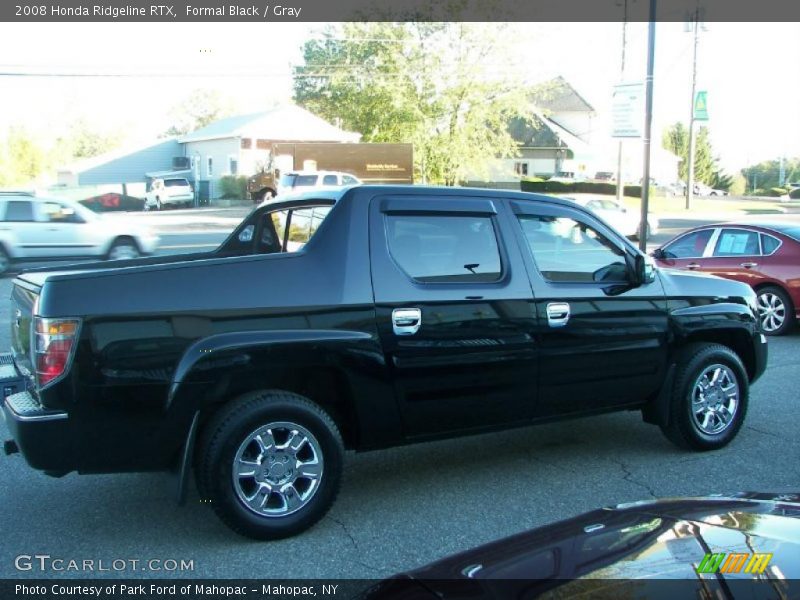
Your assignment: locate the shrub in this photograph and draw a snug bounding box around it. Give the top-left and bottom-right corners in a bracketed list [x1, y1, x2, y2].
[218, 175, 248, 199]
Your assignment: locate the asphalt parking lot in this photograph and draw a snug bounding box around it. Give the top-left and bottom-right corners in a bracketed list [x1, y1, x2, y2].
[0, 266, 798, 580]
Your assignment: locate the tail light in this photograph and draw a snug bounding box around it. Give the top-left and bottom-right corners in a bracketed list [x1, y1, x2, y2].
[33, 317, 81, 389]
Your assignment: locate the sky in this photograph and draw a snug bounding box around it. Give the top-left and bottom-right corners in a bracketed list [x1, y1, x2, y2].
[0, 21, 798, 173]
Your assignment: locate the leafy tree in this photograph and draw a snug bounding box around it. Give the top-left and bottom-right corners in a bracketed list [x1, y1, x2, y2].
[741, 158, 800, 191]
[293, 23, 531, 185]
[163, 89, 235, 137]
[662, 122, 719, 185]
[0, 127, 47, 187]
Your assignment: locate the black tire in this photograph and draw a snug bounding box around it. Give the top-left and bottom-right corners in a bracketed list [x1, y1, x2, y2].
[0, 246, 9, 276]
[659, 343, 749, 451]
[106, 237, 141, 261]
[195, 390, 344, 540]
[755, 285, 794, 336]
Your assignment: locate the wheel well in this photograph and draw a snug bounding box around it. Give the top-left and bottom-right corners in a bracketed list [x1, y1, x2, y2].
[683, 330, 757, 380]
[197, 366, 359, 451]
[753, 281, 794, 306]
[109, 235, 141, 253]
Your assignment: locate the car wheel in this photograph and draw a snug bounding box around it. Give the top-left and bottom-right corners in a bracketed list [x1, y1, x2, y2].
[0, 246, 9, 275]
[106, 238, 141, 261]
[659, 343, 748, 451]
[196, 390, 344, 540]
[756, 285, 794, 336]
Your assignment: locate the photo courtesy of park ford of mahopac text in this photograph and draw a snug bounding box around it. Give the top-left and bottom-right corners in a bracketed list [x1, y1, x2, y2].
[0, 0, 799, 598]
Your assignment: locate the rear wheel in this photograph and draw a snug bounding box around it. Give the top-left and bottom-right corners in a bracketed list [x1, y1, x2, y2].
[659, 343, 748, 451]
[107, 238, 141, 261]
[0, 247, 9, 275]
[196, 391, 344, 540]
[756, 285, 793, 336]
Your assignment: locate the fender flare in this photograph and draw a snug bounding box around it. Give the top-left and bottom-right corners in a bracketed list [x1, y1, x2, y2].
[171, 329, 374, 504]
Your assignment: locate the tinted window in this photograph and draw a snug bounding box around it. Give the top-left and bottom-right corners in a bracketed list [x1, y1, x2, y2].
[518, 215, 627, 283]
[294, 175, 318, 187]
[279, 174, 297, 187]
[257, 206, 332, 254]
[3, 200, 34, 222]
[322, 175, 338, 185]
[386, 215, 502, 283]
[662, 229, 714, 258]
[761, 234, 781, 255]
[713, 229, 760, 256]
[342, 175, 358, 184]
[164, 178, 189, 187]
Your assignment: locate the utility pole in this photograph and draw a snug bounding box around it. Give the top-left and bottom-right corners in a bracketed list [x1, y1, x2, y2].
[685, 5, 701, 210]
[640, 0, 656, 251]
[615, 0, 628, 203]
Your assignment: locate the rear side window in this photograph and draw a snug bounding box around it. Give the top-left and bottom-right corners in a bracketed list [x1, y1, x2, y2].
[386, 214, 502, 283]
[294, 175, 318, 187]
[713, 229, 760, 257]
[761, 234, 781, 255]
[3, 200, 34, 222]
[322, 175, 338, 185]
[662, 229, 714, 259]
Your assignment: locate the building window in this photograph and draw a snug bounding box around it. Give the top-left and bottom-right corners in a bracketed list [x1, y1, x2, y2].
[229, 155, 239, 176]
[206, 157, 213, 178]
[514, 162, 529, 176]
[241, 138, 253, 150]
[256, 139, 271, 150]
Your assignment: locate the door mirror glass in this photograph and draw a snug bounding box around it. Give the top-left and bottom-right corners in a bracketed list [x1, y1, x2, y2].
[634, 254, 657, 285]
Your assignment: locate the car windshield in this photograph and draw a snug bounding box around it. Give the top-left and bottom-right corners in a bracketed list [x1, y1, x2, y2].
[279, 174, 298, 187]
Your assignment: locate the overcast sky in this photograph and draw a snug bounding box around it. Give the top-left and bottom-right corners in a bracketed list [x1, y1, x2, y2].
[0, 21, 797, 172]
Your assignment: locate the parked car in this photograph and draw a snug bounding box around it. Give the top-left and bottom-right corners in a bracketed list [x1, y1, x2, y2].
[364, 492, 800, 599]
[653, 221, 800, 335]
[0, 194, 159, 274]
[593, 171, 615, 182]
[79, 192, 146, 212]
[144, 177, 194, 210]
[566, 196, 659, 239]
[2, 186, 766, 540]
[275, 170, 361, 198]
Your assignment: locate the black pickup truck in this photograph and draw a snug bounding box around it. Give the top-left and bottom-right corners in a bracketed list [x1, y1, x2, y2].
[2, 185, 767, 539]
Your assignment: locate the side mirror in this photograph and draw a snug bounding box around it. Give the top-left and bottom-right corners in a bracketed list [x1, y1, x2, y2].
[651, 247, 665, 260]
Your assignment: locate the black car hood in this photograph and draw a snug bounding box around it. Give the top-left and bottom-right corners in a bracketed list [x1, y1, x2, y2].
[384, 494, 800, 599]
[657, 267, 756, 301]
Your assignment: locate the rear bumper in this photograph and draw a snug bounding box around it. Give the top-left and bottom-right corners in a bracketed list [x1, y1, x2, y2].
[1, 354, 75, 473]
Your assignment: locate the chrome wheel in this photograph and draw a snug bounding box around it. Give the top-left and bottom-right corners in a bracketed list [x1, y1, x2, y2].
[757, 291, 786, 333]
[691, 364, 739, 435]
[233, 421, 324, 518]
[108, 242, 139, 260]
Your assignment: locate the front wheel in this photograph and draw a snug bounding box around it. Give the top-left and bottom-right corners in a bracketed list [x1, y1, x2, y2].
[659, 343, 748, 451]
[107, 238, 141, 261]
[756, 285, 794, 336]
[196, 391, 344, 540]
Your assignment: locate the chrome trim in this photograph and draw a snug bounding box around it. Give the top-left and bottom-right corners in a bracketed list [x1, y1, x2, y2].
[3, 397, 68, 422]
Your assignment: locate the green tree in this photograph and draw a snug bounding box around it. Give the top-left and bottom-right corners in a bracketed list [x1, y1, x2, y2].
[293, 23, 531, 185]
[163, 89, 235, 137]
[662, 122, 719, 185]
[741, 158, 800, 191]
[0, 127, 47, 187]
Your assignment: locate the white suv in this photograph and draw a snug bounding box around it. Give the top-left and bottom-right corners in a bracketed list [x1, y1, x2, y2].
[276, 171, 362, 198]
[144, 177, 194, 210]
[0, 194, 159, 274]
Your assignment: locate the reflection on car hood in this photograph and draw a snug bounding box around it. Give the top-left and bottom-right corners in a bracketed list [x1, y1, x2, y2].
[364, 493, 800, 599]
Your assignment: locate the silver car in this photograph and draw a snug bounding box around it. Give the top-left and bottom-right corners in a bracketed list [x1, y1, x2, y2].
[0, 194, 159, 274]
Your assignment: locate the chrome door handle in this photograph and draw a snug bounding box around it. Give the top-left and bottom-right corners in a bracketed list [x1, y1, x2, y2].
[392, 308, 421, 336]
[546, 302, 570, 328]
[687, 262, 700, 270]
[741, 262, 758, 268]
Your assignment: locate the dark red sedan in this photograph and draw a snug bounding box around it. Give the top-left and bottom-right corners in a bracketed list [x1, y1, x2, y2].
[653, 221, 800, 335]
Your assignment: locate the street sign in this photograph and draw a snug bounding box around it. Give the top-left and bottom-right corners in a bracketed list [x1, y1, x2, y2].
[694, 90, 709, 120]
[611, 82, 645, 138]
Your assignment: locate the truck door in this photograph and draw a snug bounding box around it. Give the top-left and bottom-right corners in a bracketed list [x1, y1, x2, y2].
[508, 200, 669, 417]
[369, 195, 538, 438]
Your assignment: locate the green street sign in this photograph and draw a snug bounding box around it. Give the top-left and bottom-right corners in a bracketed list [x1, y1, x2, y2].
[694, 90, 709, 121]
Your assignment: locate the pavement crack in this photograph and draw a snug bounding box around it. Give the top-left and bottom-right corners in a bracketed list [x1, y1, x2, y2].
[746, 425, 782, 440]
[328, 516, 386, 575]
[611, 458, 658, 500]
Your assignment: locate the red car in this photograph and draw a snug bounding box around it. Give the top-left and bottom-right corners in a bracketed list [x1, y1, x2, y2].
[653, 221, 800, 335]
